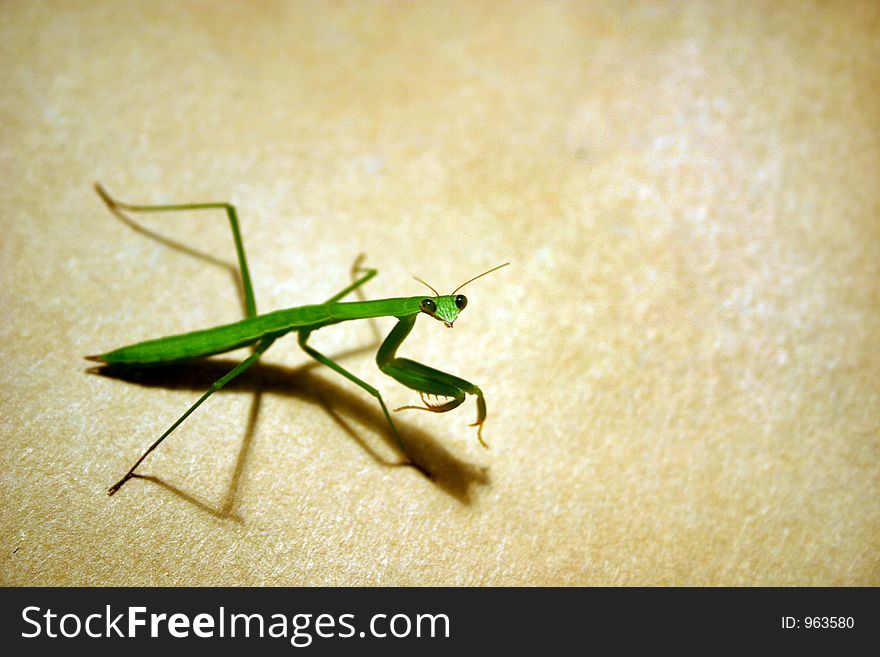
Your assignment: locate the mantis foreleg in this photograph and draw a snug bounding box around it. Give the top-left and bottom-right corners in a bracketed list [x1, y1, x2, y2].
[377, 315, 489, 448]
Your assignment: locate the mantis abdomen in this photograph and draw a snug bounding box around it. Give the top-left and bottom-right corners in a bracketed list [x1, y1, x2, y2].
[90, 305, 331, 365]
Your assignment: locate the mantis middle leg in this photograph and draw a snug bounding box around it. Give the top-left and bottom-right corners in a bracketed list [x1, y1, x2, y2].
[296, 330, 428, 474]
[295, 261, 434, 474]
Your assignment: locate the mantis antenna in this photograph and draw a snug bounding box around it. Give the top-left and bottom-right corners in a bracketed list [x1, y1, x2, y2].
[414, 262, 510, 296]
[452, 262, 511, 294]
[413, 275, 440, 296]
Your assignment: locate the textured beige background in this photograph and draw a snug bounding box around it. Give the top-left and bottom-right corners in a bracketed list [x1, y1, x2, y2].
[2, 1, 878, 586]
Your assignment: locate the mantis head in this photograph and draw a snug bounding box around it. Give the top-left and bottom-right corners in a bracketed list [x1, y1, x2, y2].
[414, 262, 510, 328]
[418, 295, 468, 328]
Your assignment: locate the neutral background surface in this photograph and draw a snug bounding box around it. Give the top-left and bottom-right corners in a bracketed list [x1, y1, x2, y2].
[2, 1, 878, 585]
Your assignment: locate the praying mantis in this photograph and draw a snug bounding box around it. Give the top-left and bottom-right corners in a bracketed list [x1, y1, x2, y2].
[88, 184, 509, 495]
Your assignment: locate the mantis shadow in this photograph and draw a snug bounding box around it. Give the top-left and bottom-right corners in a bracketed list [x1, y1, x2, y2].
[88, 349, 490, 515]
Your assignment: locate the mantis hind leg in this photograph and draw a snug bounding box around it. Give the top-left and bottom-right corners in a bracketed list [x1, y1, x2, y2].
[107, 337, 276, 495]
[94, 183, 258, 318]
[296, 331, 430, 477]
[377, 315, 489, 448]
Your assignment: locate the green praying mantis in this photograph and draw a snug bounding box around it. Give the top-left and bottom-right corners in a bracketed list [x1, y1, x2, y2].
[88, 184, 509, 495]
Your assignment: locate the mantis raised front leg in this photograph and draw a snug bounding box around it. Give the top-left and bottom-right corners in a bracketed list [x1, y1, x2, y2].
[378, 314, 488, 448]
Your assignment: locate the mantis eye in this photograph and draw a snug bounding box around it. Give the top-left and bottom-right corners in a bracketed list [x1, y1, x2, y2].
[454, 294, 467, 310]
[420, 299, 437, 313]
